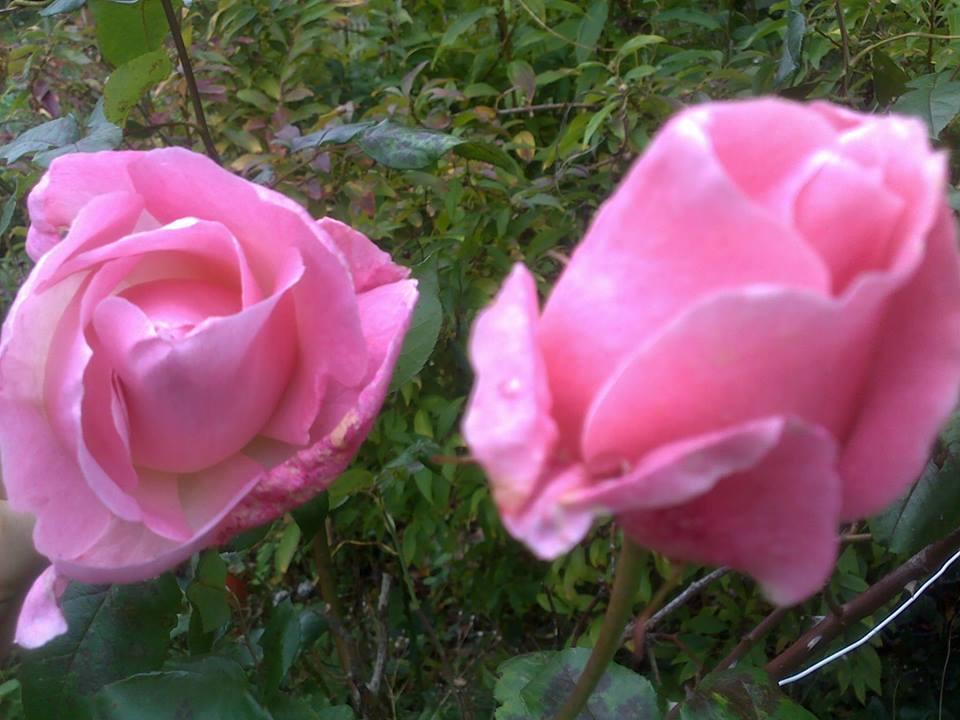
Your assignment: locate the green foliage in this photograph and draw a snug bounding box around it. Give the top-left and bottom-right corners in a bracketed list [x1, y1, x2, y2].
[679, 670, 816, 720]
[88, 0, 170, 67]
[20, 575, 181, 720]
[494, 649, 660, 719]
[103, 48, 172, 125]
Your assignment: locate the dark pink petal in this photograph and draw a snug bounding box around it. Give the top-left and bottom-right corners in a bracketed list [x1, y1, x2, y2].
[840, 205, 960, 518]
[793, 156, 904, 293]
[570, 418, 785, 511]
[619, 421, 841, 605]
[215, 278, 418, 537]
[538, 109, 828, 443]
[692, 98, 839, 211]
[581, 271, 912, 469]
[464, 265, 558, 513]
[261, 237, 369, 446]
[25, 152, 139, 260]
[318, 217, 410, 292]
[92, 272, 297, 472]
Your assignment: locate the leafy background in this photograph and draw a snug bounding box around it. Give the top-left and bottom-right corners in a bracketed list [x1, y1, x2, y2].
[3, 0, 960, 718]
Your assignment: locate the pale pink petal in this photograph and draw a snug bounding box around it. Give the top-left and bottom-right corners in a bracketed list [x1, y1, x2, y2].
[317, 217, 410, 292]
[464, 264, 558, 513]
[215, 279, 418, 538]
[15, 566, 68, 648]
[841, 205, 960, 518]
[133, 469, 193, 542]
[501, 464, 594, 560]
[25, 152, 139, 261]
[57, 453, 264, 584]
[619, 421, 841, 606]
[538, 109, 829, 442]
[0, 262, 114, 562]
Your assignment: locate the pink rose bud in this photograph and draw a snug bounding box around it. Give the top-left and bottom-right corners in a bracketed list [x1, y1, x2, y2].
[1, 148, 417, 646]
[463, 99, 960, 606]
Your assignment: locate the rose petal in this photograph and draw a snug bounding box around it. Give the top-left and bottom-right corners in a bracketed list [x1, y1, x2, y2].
[570, 417, 786, 511]
[92, 269, 297, 473]
[692, 98, 839, 212]
[215, 278, 418, 538]
[14, 566, 68, 649]
[841, 205, 960, 518]
[793, 154, 904, 293]
[538, 108, 829, 442]
[582, 266, 916, 468]
[56, 452, 264, 584]
[619, 420, 841, 605]
[318, 217, 410, 292]
[500, 464, 594, 560]
[261, 237, 370, 446]
[464, 264, 558, 513]
[26, 152, 139, 260]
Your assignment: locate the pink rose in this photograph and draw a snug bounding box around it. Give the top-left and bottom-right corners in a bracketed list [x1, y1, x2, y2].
[1, 148, 417, 646]
[463, 99, 960, 605]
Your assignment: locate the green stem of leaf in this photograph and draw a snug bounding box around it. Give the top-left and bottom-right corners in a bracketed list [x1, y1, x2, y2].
[554, 536, 646, 720]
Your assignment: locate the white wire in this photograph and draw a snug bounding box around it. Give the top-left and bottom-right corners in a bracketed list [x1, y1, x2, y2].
[778, 544, 960, 686]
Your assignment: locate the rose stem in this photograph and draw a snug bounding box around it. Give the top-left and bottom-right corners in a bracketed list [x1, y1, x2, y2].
[553, 536, 647, 720]
[159, 0, 222, 164]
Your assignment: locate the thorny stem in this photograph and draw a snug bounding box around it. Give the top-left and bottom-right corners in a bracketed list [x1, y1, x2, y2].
[553, 537, 646, 720]
[159, 0, 221, 164]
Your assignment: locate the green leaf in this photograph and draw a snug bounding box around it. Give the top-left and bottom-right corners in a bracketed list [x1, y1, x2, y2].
[103, 48, 171, 125]
[678, 669, 817, 720]
[494, 648, 660, 719]
[575, 0, 608, 64]
[40, 0, 86, 16]
[91, 657, 272, 720]
[872, 50, 909, 105]
[289, 122, 376, 153]
[892, 71, 960, 137]
[268, 696, 355, 720]
[389, 256, 442, 390]
[871, 458, 960, 556]
[453, 140, 521, 175]
[33, 101, 123, 166]
[20, 575, 181, 720]
[260, 600, 302, 696]
[186, 550, 231, 633]
[328, 468, 375, 509]
[616, 34, 666, 58]
[291, 492, 329, 543]
[507, 60, 537, 103]
[89, 0, 171, 67]
[275, 520, 302, 576]
[0, 116, 80, 164]
[494, 652, 552, 719]
[437, 7, 496, 52]
[358, 121, 464, 170]
[237, 88, 277, 114]
[775, 0, 805, 86]
[0, 184, 17, 238]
